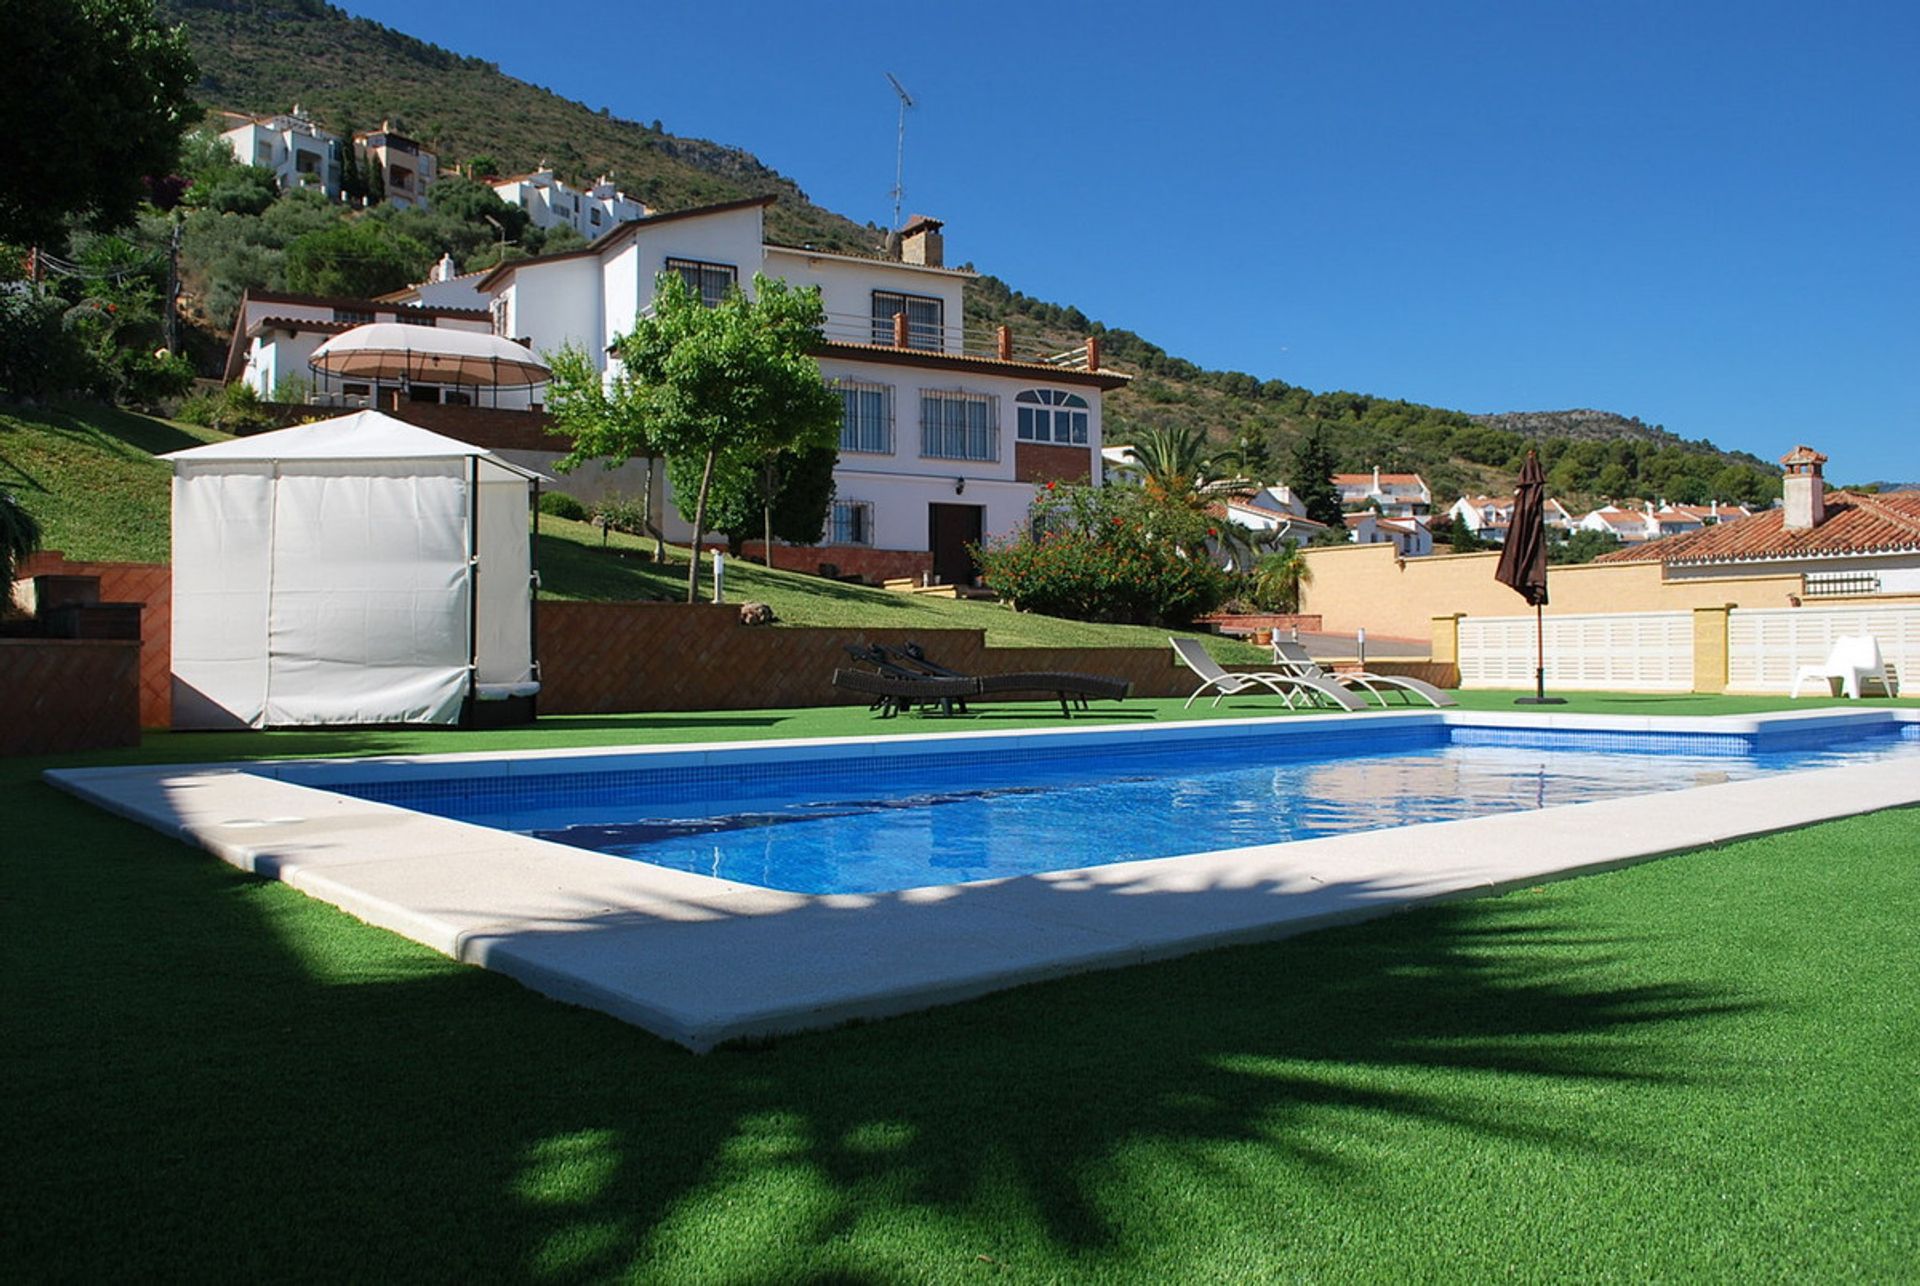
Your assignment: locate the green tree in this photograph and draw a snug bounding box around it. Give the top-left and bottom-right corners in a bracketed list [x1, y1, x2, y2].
[1, 0, 197, 246]
[543, 340, 667, 561]
[1, 489, 42, 602]
[1120, 424, 1227, 510]
[1550, 528, 1624, 565]
[1287, 425, 1344, 527]
[561, 272, 841, 601]
[284, 220, 429, 298]
[1250, 540, 1312, 612]
[710, 444, 838, 558]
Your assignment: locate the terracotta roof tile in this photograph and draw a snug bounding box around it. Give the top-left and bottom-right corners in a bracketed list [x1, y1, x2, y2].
[1592, 492, 1920, 565]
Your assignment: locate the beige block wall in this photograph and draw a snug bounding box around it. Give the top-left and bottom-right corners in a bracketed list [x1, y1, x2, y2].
[1301, 544, 1805, 641]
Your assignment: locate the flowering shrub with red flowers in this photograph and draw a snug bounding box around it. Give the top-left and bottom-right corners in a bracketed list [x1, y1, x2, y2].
[973, 482, 1230, 625]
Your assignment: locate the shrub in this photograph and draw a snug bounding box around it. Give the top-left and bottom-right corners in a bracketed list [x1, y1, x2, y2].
[591, 492, 648, 535]
[975, 482, 1230, 626]
[538, 490, 589, 521]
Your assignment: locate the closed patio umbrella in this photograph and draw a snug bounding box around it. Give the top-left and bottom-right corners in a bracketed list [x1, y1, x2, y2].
[1494, 450, 1564, 704]
[309, 323, 551, 397]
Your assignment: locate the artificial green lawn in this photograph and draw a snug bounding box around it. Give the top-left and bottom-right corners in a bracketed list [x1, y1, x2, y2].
[4, 695, 1916, 1279]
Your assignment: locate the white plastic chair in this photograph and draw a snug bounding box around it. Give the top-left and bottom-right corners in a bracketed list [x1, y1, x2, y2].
[1791, 635, 1898, 699]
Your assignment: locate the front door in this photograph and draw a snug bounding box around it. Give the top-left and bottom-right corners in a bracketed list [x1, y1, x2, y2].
[928, 503, 984, 587]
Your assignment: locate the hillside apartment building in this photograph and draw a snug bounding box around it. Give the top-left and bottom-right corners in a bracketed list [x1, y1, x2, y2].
[490, 169, 649, 240]
[228, 196, 1126, 584]
[217, 110, 438, 209]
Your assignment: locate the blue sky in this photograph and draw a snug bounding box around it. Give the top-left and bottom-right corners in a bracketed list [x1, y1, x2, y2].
[349, 0, 1917, 482]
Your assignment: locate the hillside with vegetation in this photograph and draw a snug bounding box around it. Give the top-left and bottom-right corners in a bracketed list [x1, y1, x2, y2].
[145, 0, 1781, 512]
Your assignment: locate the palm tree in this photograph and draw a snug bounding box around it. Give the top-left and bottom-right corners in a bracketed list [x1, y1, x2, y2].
[1251, 539, 1312, 613]
[2, 490, 42, 612]
[1119, 424, 1232, 510]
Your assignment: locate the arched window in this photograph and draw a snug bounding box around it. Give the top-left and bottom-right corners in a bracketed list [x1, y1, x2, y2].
[1015, 389, 1089, 445]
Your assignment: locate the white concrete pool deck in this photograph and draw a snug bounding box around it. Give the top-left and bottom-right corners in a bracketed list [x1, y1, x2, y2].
[47, 708, 1920, 1052]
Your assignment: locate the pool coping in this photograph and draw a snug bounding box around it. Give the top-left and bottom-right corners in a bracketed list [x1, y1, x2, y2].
[46, 707, 1920, 1052]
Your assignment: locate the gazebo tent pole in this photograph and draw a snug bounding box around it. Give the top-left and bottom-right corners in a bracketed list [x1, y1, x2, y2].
[466, 453, 480, 718]
[529, 476, 541, 705]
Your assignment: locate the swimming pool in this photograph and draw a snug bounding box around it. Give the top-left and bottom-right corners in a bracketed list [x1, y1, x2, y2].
[47, 708, 1920, 1051]
[330, 717, 1920, 895]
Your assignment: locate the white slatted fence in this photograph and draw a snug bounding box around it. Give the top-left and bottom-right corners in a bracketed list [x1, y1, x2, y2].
[1458, 611, 1695, 691]
[1727, 605, 1918, 693]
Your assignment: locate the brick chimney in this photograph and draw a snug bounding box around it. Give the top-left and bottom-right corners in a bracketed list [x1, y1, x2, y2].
[1780, 444, 1828, 530]
[899, 215, 944, 268]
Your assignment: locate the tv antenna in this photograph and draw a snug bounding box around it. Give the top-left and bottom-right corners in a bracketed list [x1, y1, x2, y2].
[885, 72, 916, 232]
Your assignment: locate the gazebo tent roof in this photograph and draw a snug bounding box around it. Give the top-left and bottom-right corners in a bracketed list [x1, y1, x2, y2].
[307, 322, 551, 388]
[162, 410, 545, 478]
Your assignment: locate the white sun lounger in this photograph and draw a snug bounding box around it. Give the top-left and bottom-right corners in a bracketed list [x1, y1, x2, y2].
[1170, 637, 1367, 712]
[1791, 635, 1899, 699]
[1270, 639, 1458, 709]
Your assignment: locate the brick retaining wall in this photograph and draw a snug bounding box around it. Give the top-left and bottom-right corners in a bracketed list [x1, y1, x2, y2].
[0, 639, 140, 755]
[17, 552, 171, 728]
[537, 602, 1206, 713]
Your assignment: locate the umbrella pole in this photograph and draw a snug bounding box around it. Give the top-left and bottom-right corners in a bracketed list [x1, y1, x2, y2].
[1515, 601, 1566, 705]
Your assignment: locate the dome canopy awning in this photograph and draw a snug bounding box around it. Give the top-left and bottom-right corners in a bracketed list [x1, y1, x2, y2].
[309, 322, 550, 388]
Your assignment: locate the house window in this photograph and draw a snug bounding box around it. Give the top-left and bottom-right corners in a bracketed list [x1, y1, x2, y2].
[1015, 389, 1090, 445]
[871, 291, 943, 349]
[389, 166, 413, 192]
[489, 297, 509, 337]
[589, 208, 603, 226]
[920, 390, 997, 462]
[837, 381, 893, 454]
[831, 501, 873, 546]
[333, 308, 374, 325]
[392, 312, 436, 327]
[664, 257, 738, 308]
[1804, 570, 1881, 597]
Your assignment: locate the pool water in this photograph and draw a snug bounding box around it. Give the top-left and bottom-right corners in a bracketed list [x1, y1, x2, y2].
[335, 721, 1920, 895]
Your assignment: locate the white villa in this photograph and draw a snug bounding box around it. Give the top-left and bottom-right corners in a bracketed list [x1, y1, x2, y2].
[1595, 446, 1920, 597]
[491, 169, 649, 240]
[470, 199, 1125, 583]
[224, 287, 510, 408]
[1334, 468, 1431, 517]
[218, 108, 344, 200]
[1448, 493, 1576, 544]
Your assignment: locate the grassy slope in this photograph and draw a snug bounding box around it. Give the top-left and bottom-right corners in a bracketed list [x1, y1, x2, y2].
[2, 400, 1264, 658]
[2, 704, 1914, 1279]
[0, 404, 229, 563]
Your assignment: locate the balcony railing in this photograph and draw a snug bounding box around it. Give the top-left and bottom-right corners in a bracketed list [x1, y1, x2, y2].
[622, 303, 1110, 371]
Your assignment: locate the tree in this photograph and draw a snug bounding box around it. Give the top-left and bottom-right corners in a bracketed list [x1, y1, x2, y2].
[709, 444, 838, 559]
[1, 489, 42, 603]
[284, 221, 429, 298]
[1287, 425, 1344, 527]
[1, 0, 197, 247]
[1250, 540, 1312, 612]
[1550, 528, 1624, 565]
[544, 340, 667, 561]
[1121, 424, 1228, 510]
[561, 272, 842, 601]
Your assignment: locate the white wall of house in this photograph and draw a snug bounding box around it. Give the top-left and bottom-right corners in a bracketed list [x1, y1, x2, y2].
[500, 257, 604, 358]
[1663, 551, 1920, 596]
[494, 171, 646, 239]
[765, 248, 967, 351]
[220, 118, 342, 199]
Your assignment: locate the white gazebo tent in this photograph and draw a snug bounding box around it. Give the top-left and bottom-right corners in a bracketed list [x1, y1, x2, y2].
[164, 411, 542, 729]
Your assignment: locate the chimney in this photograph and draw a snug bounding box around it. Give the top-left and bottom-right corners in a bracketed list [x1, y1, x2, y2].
[1372, 465, 1381, 492]
[431, 251, 456, 282]
[899, 215, 944, 268]
[1780, 444, 1828, 530]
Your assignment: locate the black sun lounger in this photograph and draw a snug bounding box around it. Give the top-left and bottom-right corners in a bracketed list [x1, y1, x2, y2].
[831, 667, 978, 718]
[898, 642, 1132, 717]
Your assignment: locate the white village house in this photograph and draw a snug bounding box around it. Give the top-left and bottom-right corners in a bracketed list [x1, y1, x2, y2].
[355, 122, 437, 210]
[491, 169, 649, 240]
[218, 108, 344, 200]
[1593, 446, 1920, 598]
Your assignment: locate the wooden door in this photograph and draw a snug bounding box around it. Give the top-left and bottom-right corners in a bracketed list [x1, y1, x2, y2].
[928, 503, 984, 587]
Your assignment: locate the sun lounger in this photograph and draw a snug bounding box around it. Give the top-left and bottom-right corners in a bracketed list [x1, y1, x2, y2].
[832, 667, 978, 718]
[893, 641, 1133, 717]
[1170, 637, 1367, 712]
[1270, 639, 1458, 708]
[1791, 635, 1899, 699]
